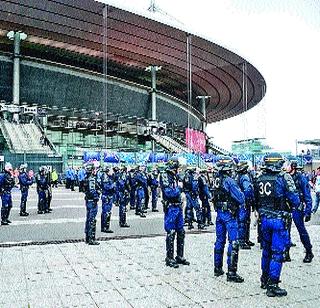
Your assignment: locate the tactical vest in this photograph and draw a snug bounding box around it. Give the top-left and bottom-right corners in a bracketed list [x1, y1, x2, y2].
[84, 175, 98, 200]
[212, 174, 229, 203]
[160, 172, 180, 203]
[291, 173, 304, 203]
[3, 173, 14, 192]
[256, 173, 286, 211]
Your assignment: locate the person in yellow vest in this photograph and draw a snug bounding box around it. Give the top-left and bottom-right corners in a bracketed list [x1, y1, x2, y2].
[51, 169, 59, 188]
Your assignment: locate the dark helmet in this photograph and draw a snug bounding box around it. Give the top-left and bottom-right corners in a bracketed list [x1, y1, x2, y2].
[39, 165, 47, 174]
[113, 166, 119, 172]
[263, 153, 284, 172]
[85, 162, 95, 173]
[290, 159, 303, 170]
[19, 164, 28, 172]
[214, 156, 234, 173]
[167, 157, 180, 171]
[103, 165, 110, 173]
[236, 161, 249, 173]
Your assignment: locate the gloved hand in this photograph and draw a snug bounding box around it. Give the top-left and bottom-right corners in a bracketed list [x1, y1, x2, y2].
[305, 215, 311, 222]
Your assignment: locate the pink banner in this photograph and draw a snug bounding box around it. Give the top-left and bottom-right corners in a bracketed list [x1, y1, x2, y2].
[185, 128, 206, 153]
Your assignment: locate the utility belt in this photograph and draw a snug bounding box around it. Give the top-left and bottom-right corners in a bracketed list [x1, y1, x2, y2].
[215, 201, 238, 216]
[259, 209, 292, 229]
[162, 200, 182, 213]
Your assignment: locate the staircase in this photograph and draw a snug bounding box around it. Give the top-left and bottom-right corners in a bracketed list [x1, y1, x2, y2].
[0, 120, 55, 154]
[151, 134, 191, 153]
[207, 140, 230, 155]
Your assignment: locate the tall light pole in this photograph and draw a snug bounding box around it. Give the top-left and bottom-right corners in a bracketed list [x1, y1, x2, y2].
[146, 65, 161, 152]
[196, 95, 210, 132]
[7, 31, 27, 105]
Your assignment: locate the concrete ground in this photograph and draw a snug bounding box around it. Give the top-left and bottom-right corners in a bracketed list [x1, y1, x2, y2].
[0, 186, 320, 307]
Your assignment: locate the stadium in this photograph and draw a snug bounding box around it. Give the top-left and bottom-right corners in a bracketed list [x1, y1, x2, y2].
[0, 0, 266, 171]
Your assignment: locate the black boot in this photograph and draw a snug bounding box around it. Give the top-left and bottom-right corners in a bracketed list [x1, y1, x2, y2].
[260, 273, 269, 289]
[266, 280, 287, 297]
[239, 241, 251, 250]
[165, 231, 178, 268]
[197, 222, 205, 230]
[227, 241, 243, 283]
[214, 267, 224, 277]
[227, 272, 244, 283]
[303, 250, 314, 263]
[188, 222, 194, 230]
[283, 250, 291, 262]
[88, 220, 100, 245]
[175, 230, 190, 265]
[20, 201, 29, 216]
[20, 212, 29, 216]
[119, 212, 130, 228]
[102, 214, 114, 233]
[246, 240, 255, 247]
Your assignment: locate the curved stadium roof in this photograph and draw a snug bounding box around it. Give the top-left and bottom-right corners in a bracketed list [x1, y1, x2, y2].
[0, 0, 266, 123]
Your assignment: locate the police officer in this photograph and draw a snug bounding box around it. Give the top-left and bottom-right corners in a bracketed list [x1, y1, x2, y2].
[183, 167, 204, 230]
[113, 166, 120, 207]
[36, 166, 50, 214]
[236, 161, 255, 249]
[18, 164, 34, 216]
[287, 160, 313, 263]
[255, 153, 300, 297]
[135, 165, 148, 218]
[65, 165, 76, 191]
[0, 163, 15, 225]
[148, 167, 159, 212]
[160, 157, 190, 268]
[83, 163, 100, 245]
[198, 169, 213, 226]
[99, 165, 115, 233]
[128, 166, 136, 210]
[213, 157, 245, 283]
[117, 165, 130, 228]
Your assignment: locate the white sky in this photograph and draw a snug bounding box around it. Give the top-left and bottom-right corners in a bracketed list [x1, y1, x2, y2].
[100, 0, 320, 153]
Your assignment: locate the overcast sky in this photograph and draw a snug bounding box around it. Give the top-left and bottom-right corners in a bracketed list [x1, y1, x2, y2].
[100, 0, 320, 153]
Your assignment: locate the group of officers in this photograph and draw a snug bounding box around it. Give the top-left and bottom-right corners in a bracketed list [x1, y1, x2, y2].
[0, 163, 53, 225]
[81, 152, 314, 297]
[0, 152, 314, 298]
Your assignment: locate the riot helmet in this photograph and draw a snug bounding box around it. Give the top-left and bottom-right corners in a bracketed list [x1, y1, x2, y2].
[262, 153, 284, 172]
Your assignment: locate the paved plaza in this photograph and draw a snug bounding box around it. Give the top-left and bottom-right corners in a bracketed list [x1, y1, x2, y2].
[0, 187, 320, 307]
[1, 225, 320, 307]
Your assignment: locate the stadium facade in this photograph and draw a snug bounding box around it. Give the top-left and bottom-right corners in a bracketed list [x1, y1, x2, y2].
[0, 0, 266, 170]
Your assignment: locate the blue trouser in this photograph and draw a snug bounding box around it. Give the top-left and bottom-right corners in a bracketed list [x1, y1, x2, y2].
[291, 209, 312, 251]
[119, 191, 129, 225]
[214, 210, 239, 271]
[185, 193, 202, 224]
[1, 193, 12, 221]
[130, 187, 136, 208]
[136, 187, 145, 213]
[261, 216, 290, 283]
[151, 187, 158, 210]
[164, 205, 185, 260]
[85, 200, 98, 236]
[20, 189, 29, 213]
[238, 205, 250, 243]
[38, 190, 48, 212]
[201, 198, 212, 223]
[101, 194, 113, 228]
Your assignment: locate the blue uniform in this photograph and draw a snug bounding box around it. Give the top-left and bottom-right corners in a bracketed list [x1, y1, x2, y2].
[18, 171, 34, 214]
[255, 171, 299, 285]
[117, 170, 131, 226]
[198, 172, 212, 225]
[148, 171, 159, 211]
[237, 173, 254, 245]
[213, 173, 245, 274]
[99, 172, 115, 232]
[65, 167, 76, 190]
[78, 168, 86, 192]
[0, 171, 15, 223]
[83, 173, 100, 242]
[128, 170, 136, 209]
[183, 170, 203, 228]
[135, 170, 148, 216]
[290, 171, 312, 252]
[36, 173, 50, 213]
[160, 169, 186, 264]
